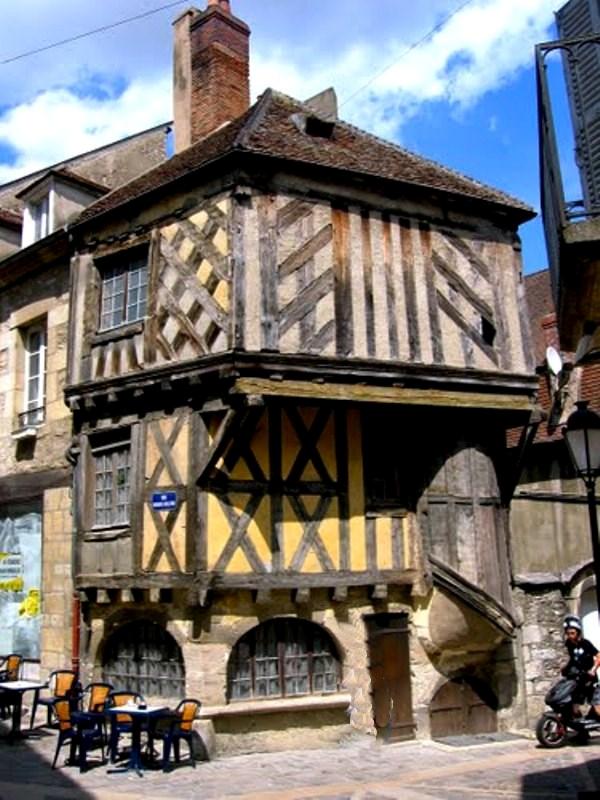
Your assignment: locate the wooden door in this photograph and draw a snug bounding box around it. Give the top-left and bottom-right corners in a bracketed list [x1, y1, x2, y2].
[430, 678, 497, 738]
[366, 614, 414, 742]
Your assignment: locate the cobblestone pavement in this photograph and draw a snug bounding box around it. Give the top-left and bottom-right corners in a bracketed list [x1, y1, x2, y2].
[2, 726, 600, 800]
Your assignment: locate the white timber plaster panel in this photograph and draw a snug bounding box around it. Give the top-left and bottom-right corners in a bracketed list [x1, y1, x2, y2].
[243, 201, 261, 352]
[347, 207, 368, 360]
[391, 215, 410, 362]
[370, 213, 391, 362]
[411, 221, 433, 365]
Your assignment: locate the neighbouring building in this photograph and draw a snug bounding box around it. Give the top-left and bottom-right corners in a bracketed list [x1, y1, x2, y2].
[537, 0, 600, 357]
[0, 125, 169, 675]
[510, 268, 600, 721]
[62, 0, 539, 754]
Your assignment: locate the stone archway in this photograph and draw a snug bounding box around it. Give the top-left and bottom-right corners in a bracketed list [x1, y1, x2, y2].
[429, 677, 497, 738]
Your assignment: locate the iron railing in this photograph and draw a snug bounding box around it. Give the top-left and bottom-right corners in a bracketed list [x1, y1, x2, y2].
[17, 406, 45, 429]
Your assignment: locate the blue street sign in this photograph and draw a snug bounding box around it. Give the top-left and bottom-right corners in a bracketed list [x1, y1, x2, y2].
[151, 491, 178, 510]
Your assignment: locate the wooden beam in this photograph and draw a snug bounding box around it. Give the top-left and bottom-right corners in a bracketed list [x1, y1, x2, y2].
[196, 408, 240, 484]
[255, 589, 272, 605]
[372, 583, 388, 600]
[186, 587, 209, 607]
[295, 587, 311, 605]
[332, 585, 348, 602]
[232, 378, 534, 412]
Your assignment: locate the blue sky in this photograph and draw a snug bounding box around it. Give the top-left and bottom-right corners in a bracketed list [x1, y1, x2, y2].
[0, 0, 568, 272]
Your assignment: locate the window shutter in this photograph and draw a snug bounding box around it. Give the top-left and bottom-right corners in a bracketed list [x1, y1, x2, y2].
[557, 0, 600, 211]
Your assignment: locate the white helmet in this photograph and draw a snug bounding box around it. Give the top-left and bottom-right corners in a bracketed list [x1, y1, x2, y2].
[563, 614, 582, 632]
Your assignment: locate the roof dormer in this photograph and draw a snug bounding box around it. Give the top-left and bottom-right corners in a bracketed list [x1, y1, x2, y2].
[16, 169, 109, 248]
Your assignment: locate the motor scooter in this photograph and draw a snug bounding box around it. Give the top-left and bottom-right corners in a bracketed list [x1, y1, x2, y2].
[536, 671, 600, 747]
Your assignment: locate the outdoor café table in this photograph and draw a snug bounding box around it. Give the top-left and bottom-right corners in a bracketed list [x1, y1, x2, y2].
[0, 680, 47, 741]
[106, 704, 168, 776]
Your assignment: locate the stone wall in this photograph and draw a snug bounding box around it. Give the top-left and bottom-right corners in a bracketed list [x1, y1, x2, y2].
[41, 487, 73, 674]
[80, 582, 519, 755]
[513, 586, 567, 722]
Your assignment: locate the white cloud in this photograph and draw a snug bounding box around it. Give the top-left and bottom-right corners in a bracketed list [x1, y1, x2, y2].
[0, 78, 171, 182]
[0, 0, 557, 180]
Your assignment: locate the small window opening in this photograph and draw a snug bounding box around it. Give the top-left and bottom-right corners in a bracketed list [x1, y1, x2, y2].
[481, 316, 496, 346]
[305, 116, 335, 139]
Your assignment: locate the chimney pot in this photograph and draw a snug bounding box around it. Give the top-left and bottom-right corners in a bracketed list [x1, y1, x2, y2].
[207, 0, 231, 11]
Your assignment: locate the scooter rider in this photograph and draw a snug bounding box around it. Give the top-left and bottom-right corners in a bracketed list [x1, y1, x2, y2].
[562, 614, 600, 718]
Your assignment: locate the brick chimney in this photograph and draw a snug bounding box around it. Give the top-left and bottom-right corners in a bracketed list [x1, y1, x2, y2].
[173, 2, 250, 153]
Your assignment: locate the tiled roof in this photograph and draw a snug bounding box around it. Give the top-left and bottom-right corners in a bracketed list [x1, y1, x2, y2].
[76, 90, 534, 227]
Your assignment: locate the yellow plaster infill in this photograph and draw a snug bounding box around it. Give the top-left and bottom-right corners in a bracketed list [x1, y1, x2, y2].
[233, 378, 533, 411]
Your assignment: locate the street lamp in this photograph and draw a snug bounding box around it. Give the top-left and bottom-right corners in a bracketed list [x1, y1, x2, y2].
[563, 400, 600, 618]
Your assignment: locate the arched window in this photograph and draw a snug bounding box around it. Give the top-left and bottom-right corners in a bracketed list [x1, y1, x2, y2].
[227, 618, 341, 701]
[102, 620, 185, 698]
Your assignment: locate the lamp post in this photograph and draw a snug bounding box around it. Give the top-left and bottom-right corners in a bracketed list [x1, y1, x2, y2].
[563, 400, 600, 618]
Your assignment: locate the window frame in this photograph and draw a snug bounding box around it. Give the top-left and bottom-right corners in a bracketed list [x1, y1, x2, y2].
[98, 246, 149, 332]
[21, 322, 47, 428]
[31, 194, 50, 241]
[90, 430, 132, 529]
[227, 618, 341, 702]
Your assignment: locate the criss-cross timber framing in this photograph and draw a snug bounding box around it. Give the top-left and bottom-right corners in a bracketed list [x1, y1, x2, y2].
[144, 416, 187, 571]
[196, 403, 346, 575]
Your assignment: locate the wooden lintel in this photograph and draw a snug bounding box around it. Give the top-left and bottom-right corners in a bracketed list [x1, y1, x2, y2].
[332, 585, 348, 602]
[232, 378, 534, 412]
[372, 583, 388, 600]
[295, 587, 311, 604]
[96, 589, 110, 605]
[120, 589, 135, 603]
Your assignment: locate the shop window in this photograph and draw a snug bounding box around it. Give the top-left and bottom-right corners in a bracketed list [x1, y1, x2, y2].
[102, 620, 185, 697]
[91, 431, 131, 527]
[99, 247, 148, 331]
[227, 618, 341, 701]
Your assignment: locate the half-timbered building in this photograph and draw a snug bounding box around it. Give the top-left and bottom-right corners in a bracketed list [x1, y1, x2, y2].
[65, 0, 538, 751]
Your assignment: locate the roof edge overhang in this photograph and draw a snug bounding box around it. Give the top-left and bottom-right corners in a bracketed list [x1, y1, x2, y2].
[70, 144, 535, 240]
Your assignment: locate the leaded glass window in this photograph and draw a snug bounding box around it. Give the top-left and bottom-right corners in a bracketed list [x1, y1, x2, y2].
[102, 620, 185, 698]
[93, 437, 131, 527]
[99, 249, 148, 330]
[227, 618, 341, 701]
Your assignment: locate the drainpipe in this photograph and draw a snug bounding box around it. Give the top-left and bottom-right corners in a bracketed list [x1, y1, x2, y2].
[66, 439, 80, 678]
[71, 592, 81, 676]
